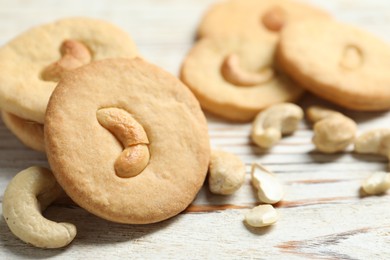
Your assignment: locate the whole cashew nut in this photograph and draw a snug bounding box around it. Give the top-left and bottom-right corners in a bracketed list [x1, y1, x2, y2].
[251, 103, 303, 148]
[221, 53, 274, 86]
[307, 106, 357, 153]
[354, 129, 390, 157]
[96, 107, 150, 178]
[2, 166, 76, 248]
[41, 40, 91, 82]
[208, 150, 246, 195]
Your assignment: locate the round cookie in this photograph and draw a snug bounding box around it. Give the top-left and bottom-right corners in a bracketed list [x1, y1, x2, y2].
[44, 58, 210, 224]
[1, 112, 45, 152]
[277, 19, 390, 111]
[197, 0, 329, 39]
[0, 17, 138, 124]
[180, 36, 304, 122]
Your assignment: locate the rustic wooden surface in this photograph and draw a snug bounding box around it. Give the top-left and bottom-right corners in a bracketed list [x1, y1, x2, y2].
[1, 0, 390, 259]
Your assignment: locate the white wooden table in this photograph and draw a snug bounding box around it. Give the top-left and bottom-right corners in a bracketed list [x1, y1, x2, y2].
[1, 0, 390, 259]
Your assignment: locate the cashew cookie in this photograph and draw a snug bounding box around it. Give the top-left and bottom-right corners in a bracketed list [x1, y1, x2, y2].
[2, 166, 76, 248]
[0, 17, 138, 124]
[277, 19, 390, 111]
[1, 111, 45, 152]
[197, 0, 329, 39]
[180, 36, 304, 122]
[44, 58, 210, 224]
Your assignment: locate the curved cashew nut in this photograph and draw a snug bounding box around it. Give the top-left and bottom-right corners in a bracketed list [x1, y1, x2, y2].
[208, 150, 246, 195]
[251, 103, 303, 148]
[307, 106, 357, 153]
[262, 6, 287, 32]
[221, 53, 274, 86]
[340, 45, 363, 70]
[41, 40, 91, 82]
[96, 107, 150, 178]
[2, 166, 76, 248]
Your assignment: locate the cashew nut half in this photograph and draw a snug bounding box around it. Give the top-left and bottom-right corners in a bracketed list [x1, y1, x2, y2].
[251, 163, 284, 204]
[307, 106, 357, 153]
[244, 204, 279, 228]
[251, 103, 303, 148]
[41, 40, 91, 82]
[2, 166, 76, 248]
[361, 172, 390, 195]
[208, 150, 246, 195]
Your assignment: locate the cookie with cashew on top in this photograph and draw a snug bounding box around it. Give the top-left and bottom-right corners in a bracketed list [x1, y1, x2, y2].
[44, 58, 210, 224]
[180, 36, 304, 122]
[0, 17, 138, 125]
[277, 19, 390, 111]
[197, 0, 329, 39]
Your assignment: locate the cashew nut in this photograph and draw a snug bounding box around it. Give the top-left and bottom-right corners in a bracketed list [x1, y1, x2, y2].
[251, 163, 284, 204]
[221, 53, 274, 86]
[354, 129, 390, 157]
[262, 6, 287, 32]
[340, 45, 363, 70]
[208, 150, 246, 195]
[2, 166, 76, 248]
[251, 103, 303, 148]
[96, 107, 150, 178]
[41, 40, 91, 82]
[361, 172, 390, 195]
[244, 204, 278, 228]
[307, 106, 357, 153]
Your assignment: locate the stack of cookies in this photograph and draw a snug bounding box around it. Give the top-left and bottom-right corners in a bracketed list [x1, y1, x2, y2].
[181, 0, 390, 122]
[0, 18, 210, 248]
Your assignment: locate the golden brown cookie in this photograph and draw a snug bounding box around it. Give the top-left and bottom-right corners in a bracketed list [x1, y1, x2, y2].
[180, 36, 304, 122]
[0, 17, 138, 124]
[45, 58, 210, 224]
[1, 111, 45, 152]
[277, 19, 390, 111]
[197, 0, 329, 39]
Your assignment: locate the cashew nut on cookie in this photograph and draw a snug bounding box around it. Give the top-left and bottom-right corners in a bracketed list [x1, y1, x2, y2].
[41, 40, 91, 82]
[97, 107, 150, 178]
[307, 106, 357, 153]
[251, 103, 303, 148]
[2, 166, 76, 248]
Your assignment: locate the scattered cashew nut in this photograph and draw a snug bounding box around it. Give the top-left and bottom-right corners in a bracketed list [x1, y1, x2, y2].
[2, 166, 76, 248]
[354, 129, 390, 158]
[221, 53, 274, 86]
[96, 107, 150, 178]
[245, 204, 279, 228]
[361, 172, 390, 195]
[251, 103, 303, 148]
[41, 39, 91, 82]
[208, 150, 246, 195]
[307, 106, 357, 153]
[251, 163, 284, 204]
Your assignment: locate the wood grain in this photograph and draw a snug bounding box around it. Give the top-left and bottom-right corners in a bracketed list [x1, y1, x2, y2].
[1, 0, 390, 259]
